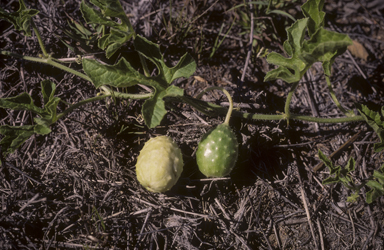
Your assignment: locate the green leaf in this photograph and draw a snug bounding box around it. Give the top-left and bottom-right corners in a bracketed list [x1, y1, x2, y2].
[301, 28, 352, 76]
[0, 81, 59, 119]
[301, 0, 325, 36]
[82, 57, 163, 88]
[80, 0, 134, 58]
[357, 104, 384, 152]
[265, 18, 310, 83]
[346, 192, 359, 203]
[98, 29, 128, 49]
[41, 80, 56, 104]
[98, 29, 133, 58]
[142, 86, 184, 128]
[88, 0, 130, 22]
[0, 0, 39, 36]
[0, 80, 60, 157]
[35, 96, 61, 126]
[0, 124, 50, 157]
[80, 1, 118, 27]
[0, 92, 44, 114]
[366, 180, 384, 204]
[134, 35, 196, 84]
[318, 149, 337, 173]
[373, 165, 384, 185]
[264, 0, 352, 83]
[342, 157, 355, 174]
[322, 175, 341, 185]
[267, 9, 296, 22]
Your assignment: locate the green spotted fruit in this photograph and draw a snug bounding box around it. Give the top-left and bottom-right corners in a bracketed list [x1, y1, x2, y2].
[136, 136, 183, 192]
[196, 123, 238, 177]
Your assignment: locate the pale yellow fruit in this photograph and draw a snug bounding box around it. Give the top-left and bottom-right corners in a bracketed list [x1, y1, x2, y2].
[136, 136, 183, 192]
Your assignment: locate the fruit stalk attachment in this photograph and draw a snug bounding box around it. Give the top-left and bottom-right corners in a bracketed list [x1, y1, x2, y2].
[195, 87, 239, 177]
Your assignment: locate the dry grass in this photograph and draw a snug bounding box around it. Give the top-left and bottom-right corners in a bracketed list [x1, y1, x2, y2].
[1, 0, 384, 249]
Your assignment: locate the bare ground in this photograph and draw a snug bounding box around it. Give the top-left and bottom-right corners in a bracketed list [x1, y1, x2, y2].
[1, 0, 384, 249]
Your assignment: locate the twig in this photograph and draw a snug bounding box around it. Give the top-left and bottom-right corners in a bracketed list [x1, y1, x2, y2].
[41, 148, 57, 178]
[328, 212, 369, 231]
[304, 71, 320, 132]
[134, 208, 153, 250]
[300, 186, 319, 249]
[362, 203, 376, 250]
[316, 218, 325, 250]
[214, 198, 231, 221]
[313, 130, 362, 172]
[273, 223, 282, 249]
[191, 0, 219, 23]
[5, 162, 42, 185]
[348, 210, 356, 248]
[170, 207, 211, 219]
[241, 0, 254, 82]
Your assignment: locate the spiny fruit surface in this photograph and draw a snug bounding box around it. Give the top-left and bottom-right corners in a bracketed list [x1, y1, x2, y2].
[136, 136, 183, 192]
[196, 124, 238, 177]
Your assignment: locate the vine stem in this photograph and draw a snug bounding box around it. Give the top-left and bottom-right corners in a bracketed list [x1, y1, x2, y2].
[178, 96, 364, 124]
[0, 51, 366, 125]
[1, 50, 91, 82]
[196, 86, 233, 125]
[56, 91, 153, 121]
[32, 22, 48, 58]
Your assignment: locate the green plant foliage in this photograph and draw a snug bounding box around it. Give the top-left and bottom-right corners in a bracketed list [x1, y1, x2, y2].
[80, 0, 134, 58]
[0, 0, 39, 36]
[301, 0, 325, 36]
[133, 36, 196, 85]
[366, 164, 384, 204]
[0, 125, 50, 157]
[0, 80, 59, 157]
[82, 57, 154, 88]
[1, 0, 383, 204]
[264, 0, 352, 83]
[83, 35, 196, 128]
[320, 147, 384, 204]
[357, 104, 384, 152]
[320, 150, 355, 186]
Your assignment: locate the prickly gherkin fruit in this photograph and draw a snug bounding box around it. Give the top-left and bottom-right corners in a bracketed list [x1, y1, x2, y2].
[196, 123, 238, 177]
[136, 136, 183, 193]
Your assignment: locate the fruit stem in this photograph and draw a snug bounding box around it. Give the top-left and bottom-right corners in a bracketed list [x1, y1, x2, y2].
[196, 87, 233, 125]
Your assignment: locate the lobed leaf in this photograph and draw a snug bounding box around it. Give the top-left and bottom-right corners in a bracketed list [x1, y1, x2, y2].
[80, 1, 117, 27]
[365, 163, 384, 203]
[0, 124, 50, 157]
[0, 0, 39, 36]
[0, 80, 59, 157]
[322, 175, 341, 185]
[318, 150, 337, 173]
[301, 0, 325, 36]
[357, 104, 384, 152]
[80, 0, 134, 58]
[264, 0, 352, 83]
[265, 18, 309, 83]
[41, 80, 56, 104]
[82, 57, 162, 88]
[301, 28, 352, 76]
[0, 93, 44, 114]
[366, 180, 384, 204]
[319, 150, 355, 187]
[142, 86, 184, 128]
[134, 36, 196, 84]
